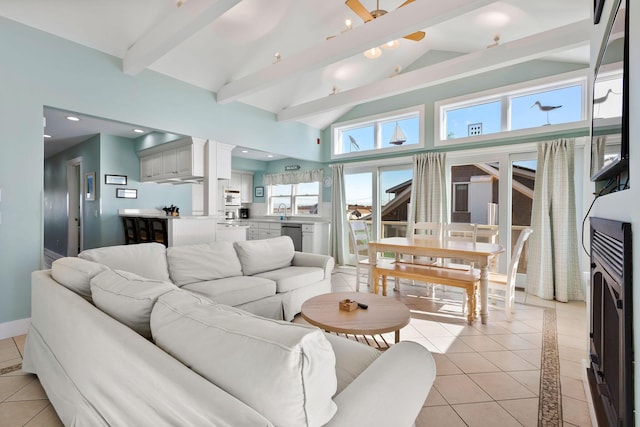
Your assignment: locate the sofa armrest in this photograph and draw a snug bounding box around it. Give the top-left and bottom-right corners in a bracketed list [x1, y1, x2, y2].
[292, 252, 335, 279]
[326, 341, 435, 427]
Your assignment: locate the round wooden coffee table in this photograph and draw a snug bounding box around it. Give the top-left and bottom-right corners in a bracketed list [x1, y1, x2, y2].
[301, 292, 410, 347]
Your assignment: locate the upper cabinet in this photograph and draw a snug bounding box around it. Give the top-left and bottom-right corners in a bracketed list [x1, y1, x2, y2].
[139, 137, 205, 183]
[217, 142, 234, 180]
[230, 171, 254, 203]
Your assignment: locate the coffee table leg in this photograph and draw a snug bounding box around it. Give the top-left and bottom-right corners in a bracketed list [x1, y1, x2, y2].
[395, 329, 400, 343]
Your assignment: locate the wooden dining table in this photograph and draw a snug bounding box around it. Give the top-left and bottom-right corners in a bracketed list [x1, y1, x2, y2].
[368, 236, 505, 324]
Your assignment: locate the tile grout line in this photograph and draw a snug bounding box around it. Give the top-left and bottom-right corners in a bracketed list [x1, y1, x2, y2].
[538, 308, 562, 426]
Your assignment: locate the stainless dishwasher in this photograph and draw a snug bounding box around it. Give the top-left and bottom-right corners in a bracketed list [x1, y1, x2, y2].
[281, 223, 303, 251]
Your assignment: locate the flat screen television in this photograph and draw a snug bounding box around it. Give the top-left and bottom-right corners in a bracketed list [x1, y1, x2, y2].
[590, 0, 629, 182]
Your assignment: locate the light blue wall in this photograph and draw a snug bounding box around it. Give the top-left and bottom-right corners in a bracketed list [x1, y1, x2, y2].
[99, 134, 193, 247]
[44, 135, 100, 255]
[0, 17, 323, 324]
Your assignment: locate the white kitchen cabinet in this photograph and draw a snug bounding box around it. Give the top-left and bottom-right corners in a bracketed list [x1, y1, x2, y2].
[246, 221, 280, 240]
[240, 173, 253, 203]
[231, 171, 254, 203]
[301, 223, 330, 255]
[140, 152, 163, 182]
[217, 143, 234, 180]
[139, 137, 205, 182]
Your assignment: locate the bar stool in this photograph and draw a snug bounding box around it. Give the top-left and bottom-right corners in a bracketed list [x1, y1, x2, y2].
[121, 217, 139, 244]
[148, 218, 168, 247]
[136, 217, 152, 243]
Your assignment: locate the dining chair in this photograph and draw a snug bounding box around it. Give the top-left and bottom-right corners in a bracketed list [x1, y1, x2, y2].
[442, 222, 477, 312]
[405, 222, 442, 265]
[348, 221, 395, 292]
[348, 221, 373, 292]
[488, 228, 533, 321]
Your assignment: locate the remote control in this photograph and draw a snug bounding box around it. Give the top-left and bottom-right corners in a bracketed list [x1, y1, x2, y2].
[357, 302, 368, 309]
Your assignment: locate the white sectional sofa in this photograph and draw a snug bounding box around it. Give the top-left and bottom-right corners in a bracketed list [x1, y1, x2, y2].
[23, 237, 437, 426]
[78, 236, 333, 321]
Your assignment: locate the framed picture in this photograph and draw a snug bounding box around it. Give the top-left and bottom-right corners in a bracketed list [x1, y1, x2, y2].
[105, 174, 127, 185]
[84, 172, 96, 201]
[116, 188, 137, 199]
[254, 186, 264, 197]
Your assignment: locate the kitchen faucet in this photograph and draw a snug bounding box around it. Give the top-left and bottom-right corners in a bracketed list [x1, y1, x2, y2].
[277, 203, 289, 220]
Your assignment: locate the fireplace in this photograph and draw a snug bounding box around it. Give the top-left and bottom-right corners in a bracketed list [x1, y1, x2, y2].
[588, 217, 633, 427]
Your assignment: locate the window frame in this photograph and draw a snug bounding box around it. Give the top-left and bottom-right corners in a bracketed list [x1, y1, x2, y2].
[434, 69, 589, 147]
[331, 105, 425, 160]
[267, 181, 321, 217]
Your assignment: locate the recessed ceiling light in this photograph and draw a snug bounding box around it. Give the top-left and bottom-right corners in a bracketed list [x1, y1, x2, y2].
[44, 134, 52, 138]
[241, 150, 249, 153]
[66, 116, 80, 121]
[267, 154, 274, 158]
[133, 129, 145, 134]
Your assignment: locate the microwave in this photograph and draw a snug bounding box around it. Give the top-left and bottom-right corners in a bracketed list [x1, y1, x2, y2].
[224, 189, 241, 206]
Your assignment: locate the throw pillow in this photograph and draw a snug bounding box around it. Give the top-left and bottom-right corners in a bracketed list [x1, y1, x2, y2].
[79, 242, 170, 282]
[91, 269, 176, 339]
[51, 257, 108, 301]
[151, 289, 338, 427]
[166, 241, 243, 286]
[233, 235, 295, 276]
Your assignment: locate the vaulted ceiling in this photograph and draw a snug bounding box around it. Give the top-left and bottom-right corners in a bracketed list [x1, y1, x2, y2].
[2, 0, 591, 131]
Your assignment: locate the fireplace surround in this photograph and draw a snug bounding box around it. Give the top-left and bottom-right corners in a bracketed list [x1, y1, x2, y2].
[588, 217, 633, 427]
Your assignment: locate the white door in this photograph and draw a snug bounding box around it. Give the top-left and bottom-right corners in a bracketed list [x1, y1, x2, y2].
[66, 157, 82, 256]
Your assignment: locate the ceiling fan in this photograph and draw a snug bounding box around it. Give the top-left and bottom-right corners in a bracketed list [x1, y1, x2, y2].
[345, 0, 426, 41]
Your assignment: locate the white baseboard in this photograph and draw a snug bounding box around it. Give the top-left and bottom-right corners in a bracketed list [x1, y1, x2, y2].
[0, 318, 31, 340]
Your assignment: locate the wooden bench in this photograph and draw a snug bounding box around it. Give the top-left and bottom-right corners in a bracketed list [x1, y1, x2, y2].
[371, 263, 480, 325]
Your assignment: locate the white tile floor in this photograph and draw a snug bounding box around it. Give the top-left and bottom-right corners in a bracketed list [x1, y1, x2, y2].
[0, 268, 593, 426]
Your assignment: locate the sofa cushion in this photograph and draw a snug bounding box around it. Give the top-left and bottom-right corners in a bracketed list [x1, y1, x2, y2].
[323, 334, 381, 394]
[79, 243, 170, 282]
[255, 266, 325, 293]
[50, 257, 108, 301]
[151, 290, 338, 427]
[233, 236, 294, 276]
[166, 242, 243, 286]
[91, 269, 176, 339]
[181, 276, 276, 307]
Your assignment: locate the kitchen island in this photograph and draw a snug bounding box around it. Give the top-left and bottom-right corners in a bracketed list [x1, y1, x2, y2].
[118, 209, 218, 247]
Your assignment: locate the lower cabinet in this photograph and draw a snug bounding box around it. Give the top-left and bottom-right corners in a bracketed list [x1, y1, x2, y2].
[246, 221, 329, 255]
[247, 222, 281, 240]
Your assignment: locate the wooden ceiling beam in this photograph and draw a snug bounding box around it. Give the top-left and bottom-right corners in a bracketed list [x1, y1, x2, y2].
[277, 19, 590, 122]
[123, 0, 240, 75]
[216, 0, 496, 104]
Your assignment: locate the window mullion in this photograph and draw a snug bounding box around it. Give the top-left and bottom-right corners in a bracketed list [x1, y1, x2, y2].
[502, 95, 510, 132]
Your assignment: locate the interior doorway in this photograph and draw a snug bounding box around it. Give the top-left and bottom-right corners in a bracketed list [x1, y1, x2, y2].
[66, 157, 83, 256]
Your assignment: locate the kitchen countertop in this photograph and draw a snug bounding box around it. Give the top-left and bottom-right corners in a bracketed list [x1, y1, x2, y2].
[228, 218, 330, 225]
[118, 209, 219, 220]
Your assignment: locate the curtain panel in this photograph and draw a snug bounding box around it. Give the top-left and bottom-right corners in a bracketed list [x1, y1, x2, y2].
[330, 164, 347, 265]
[526, 138, 584, 302]
[407, 152, 447, 234]
[263, 169, 324, 185]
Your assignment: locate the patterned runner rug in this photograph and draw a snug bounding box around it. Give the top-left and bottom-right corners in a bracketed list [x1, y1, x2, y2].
[0, 363, 22, 375]
[538, 308, 562, 426]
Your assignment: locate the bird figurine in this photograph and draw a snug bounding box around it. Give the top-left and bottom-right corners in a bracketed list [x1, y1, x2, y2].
[530, 101, 562, 125]
[348, 135, 360, 151]
[593, 88, 620, 118]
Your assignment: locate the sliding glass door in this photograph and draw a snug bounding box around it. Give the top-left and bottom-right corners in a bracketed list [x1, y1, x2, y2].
[343, 164, 412, 264]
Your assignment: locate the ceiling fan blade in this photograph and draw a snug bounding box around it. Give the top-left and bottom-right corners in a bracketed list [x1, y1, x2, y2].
[403, 31, 426, 41]
[345, 0, 374, 22]
[397, 0, 416, 7]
